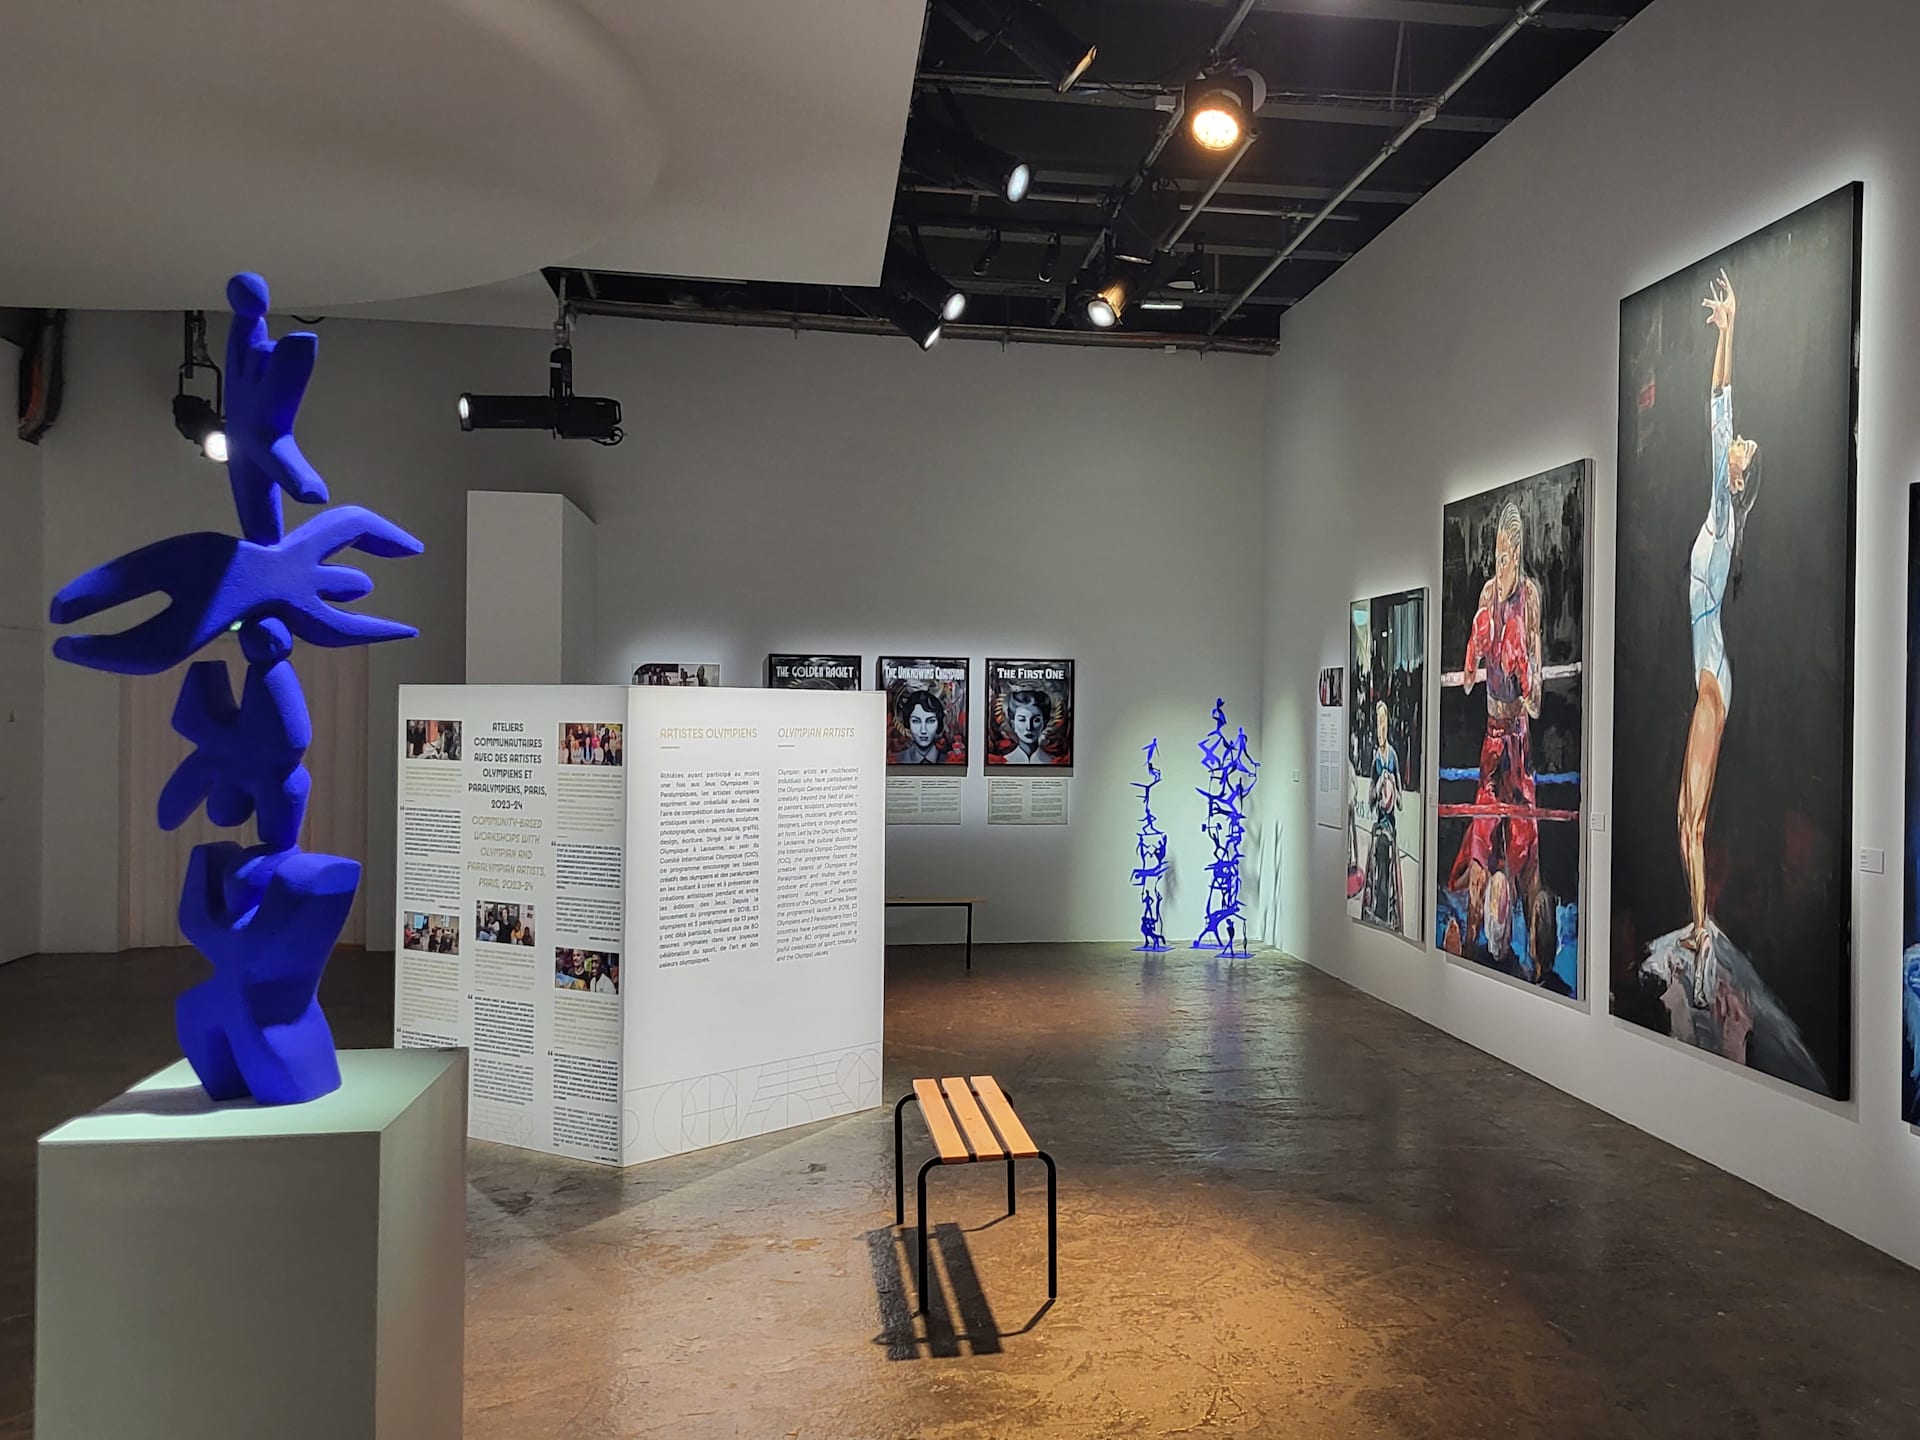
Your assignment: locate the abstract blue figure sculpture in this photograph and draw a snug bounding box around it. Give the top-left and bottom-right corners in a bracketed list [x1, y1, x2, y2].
[1130, 739, 1170, 951]
[49, 273, 421, 1106]
[1192, 699, 1260, 959]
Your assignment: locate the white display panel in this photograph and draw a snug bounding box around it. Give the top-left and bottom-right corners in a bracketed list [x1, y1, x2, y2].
[394, 684, 884, 1167]
[622, 686, 886, 1165]
[395, 685, 629, 1164]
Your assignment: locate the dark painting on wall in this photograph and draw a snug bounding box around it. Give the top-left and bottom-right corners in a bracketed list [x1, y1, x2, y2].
[767, 654, 862, 690]
[1435, 462, 1588, 998]
[1905, 491, 1920, 1125]
[878, 657, 969, 768]
[1347, 588, 1427, 944]
[984, 659, 1074, 766]
[1611, 183, 1860, 1099]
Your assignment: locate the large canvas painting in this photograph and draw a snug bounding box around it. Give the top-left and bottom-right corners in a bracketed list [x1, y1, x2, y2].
[1435, 462, 1588, 997]
[1905, 490, 1920, 1125]
[1611, 184, 1860, 1099]
[1347, 588, 1426, 943]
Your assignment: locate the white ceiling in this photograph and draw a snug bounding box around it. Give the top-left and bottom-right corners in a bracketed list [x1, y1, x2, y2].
[0, 0, 924, 320]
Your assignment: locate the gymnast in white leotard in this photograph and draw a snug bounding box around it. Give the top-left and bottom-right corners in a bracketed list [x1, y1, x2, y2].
[1677, 269, 1760, 1003]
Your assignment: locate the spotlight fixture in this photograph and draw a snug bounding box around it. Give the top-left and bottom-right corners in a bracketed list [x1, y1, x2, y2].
[972, 228, 1002, 278]
[1185, 67, 1266, 152]
[936, 0, 1097, 93]
[883, 240, 966, 323]
[903, 116, 1031, 204]
[1038, 232, 1062, 283]
[173, 310, 226, 462]
[1079, 262, 1144, 329]
[1167, 244, 1207, 293]
[458, 295, 623, 443]
[876, 290, 944, 351]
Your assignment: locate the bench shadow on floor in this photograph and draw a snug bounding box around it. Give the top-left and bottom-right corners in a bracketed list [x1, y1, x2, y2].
[865, 1223, 1053, 1360]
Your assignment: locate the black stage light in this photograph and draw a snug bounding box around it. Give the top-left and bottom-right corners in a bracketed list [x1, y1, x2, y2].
[1077, 253, 1180, 329]
[172, 392, 227, 462]
[937, 0, 1096, 92]
[903, 116, 1031, 203]
[1186, 68, 1266, 152]
[457, 344, 622, 444]
[883, 240, 966, 322]
[1038, 232, 1062, 283]
[972, 228, 1002, 277]
[877, 289, 944, 350]
[174, 310, 226, 461]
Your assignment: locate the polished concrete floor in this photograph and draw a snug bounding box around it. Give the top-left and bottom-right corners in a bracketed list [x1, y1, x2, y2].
[6, 943, 1920, 1438]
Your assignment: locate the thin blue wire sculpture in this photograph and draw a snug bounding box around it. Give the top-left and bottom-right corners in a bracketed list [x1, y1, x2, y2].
[1130, 739, 1171, 951]
[1192, 699, 1260, 959]
[48, 273, 422, 1106]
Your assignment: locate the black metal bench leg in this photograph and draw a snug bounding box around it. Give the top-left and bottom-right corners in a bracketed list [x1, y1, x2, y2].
[965, 903, 973, 973]
[916, 1157, 940, 1315]
[1039, 1150, 1057, 1299]
[1007, 1155, 1017, 1215]
[893, 1093, 913, 1226]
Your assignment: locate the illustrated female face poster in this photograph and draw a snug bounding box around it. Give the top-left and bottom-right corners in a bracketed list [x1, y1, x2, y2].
[984, 659, 1073, 766]
[1611, 183, 1859, 1099]
[877, 657, 968, 768]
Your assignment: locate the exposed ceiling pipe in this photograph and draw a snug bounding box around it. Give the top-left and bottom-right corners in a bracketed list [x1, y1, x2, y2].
[1158, 129, 1257, 251]
[567, 298, 1279, 354]
[1210, 0, 1555, 334]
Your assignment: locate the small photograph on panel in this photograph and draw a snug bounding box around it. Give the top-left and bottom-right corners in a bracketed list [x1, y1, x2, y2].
[404, 718, 462, 761]
[402, 911, 460, 954]
[633, 663, 721, 686]
[878, 657, 969, 768]
[476, 900, 536, 947]
[1318, 666, 1344, 707]
[560, 722, 623, 766]
[556, 947, 620, 994]
[984, 658, 1074, 766]
[766, 654, 862, 690]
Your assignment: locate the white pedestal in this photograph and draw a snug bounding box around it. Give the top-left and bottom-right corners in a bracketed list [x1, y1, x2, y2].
[36, 1048, 467, 1440]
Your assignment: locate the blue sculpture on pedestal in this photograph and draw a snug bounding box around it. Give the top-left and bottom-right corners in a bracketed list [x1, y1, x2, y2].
[49, 274, 421, 1106]
[1192, 699, 1260, 959]
[1130, 739, 1170, 951]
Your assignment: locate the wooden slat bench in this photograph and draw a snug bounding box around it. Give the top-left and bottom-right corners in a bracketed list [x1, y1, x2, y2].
[893, 1075, 1056, 1314]
[884, 896, 982, 971]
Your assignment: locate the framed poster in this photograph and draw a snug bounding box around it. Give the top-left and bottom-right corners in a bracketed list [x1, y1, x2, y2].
[984, 658, 1074, 767]
[1347, 588, 1427, 944]
[633, 663, 720, 686]
[1611, 183, 1859, 1098]
[877, 657, 969, 768]
[766, 654, 861, 690]
[1435, 461, 1588, 998]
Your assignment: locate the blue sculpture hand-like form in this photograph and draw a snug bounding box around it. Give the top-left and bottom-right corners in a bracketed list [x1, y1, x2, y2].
[48, 273, 420, 1106]
[1130, 739, 1170, 951]
[1192, 699, 1260, 959]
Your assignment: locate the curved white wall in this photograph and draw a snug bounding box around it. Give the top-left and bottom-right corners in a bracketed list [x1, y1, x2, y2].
[1262, 0, 1920, 1267]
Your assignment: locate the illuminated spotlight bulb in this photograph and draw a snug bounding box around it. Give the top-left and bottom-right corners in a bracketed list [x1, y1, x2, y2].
[1190, 102, 1242, 151]
[1005, 161, 1032, 204]
[203, 429, 229, 463]
[1086, 293, 1117, 328]
[1185, 69, 1264, 154]
[457, 394, 472, 428]
[942, 290, 967, 322]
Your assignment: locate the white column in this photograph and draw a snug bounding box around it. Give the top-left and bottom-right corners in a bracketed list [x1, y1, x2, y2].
[466, 491, 597, 683]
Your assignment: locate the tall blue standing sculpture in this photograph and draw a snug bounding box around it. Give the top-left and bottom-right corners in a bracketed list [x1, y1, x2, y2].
[1192, 699, 1260, 959]
[1131, 739, 1170, 951]
[48, 274, 422, 1106]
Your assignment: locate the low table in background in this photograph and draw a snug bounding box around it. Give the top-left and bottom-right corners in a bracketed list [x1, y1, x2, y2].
[885, 895, 983, 972]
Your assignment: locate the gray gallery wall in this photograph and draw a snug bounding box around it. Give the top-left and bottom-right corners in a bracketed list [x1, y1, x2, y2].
[32, 313, 1270, 954]
[0, 339, 43, 964]
[1260, 0, 1920, 1268]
